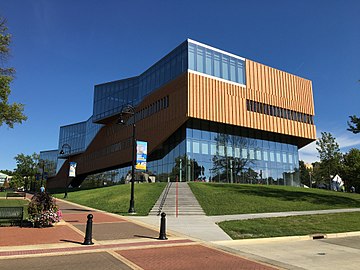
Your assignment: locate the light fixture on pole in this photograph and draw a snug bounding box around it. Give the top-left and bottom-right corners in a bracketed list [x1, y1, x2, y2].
[117, 104, 136, 214]
[59, 143, 71, 199]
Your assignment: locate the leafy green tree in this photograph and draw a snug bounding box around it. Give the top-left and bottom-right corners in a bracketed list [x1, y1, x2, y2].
[299, 160, 311, 187]
[347, 80, 360, 134]
[9, 173, 24, 189]
[0, 169, 13, 175]
[0, 17, 27, 128]
[14, 153, 39, 191]
[315, 132, 342, 187]
[347, 115, 360, 134]
[341, 148, 360, 192]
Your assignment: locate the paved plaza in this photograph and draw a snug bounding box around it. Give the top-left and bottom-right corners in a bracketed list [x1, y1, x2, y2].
[0, 198, 278, 270]
[0, 193, 359, 269]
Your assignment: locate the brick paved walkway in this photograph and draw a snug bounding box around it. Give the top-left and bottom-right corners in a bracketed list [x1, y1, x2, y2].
[0, 197, 280, 270]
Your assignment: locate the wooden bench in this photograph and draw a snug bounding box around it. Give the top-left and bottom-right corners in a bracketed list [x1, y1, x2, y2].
[6, 192, 26, 199]
[0, 207, 24, 227]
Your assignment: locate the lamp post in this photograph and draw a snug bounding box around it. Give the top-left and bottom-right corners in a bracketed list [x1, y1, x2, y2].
[117, 104, 136, 214]
[38, 159, 45, 188]
[59, 143, 71, 199]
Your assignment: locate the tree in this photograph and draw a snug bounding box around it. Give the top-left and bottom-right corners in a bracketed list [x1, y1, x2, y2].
[341, 148, 360, 192]
[347, 115, 360, 134]
[347, 80, 360, 134]
[299, 160, 311, 187]
[0, 169, 13, 176]
[0, 17, 27, 128]
[315, 132, 342, 187]
[14, 153, 39, 191]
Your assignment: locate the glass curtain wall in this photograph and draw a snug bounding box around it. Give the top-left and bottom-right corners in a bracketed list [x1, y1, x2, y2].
[188, 41, 246, 85]
[92, 41, 188, 123]
[83, 120, 300, 187]
[184, 120, 299, 186]
[39, 150, 58, 177]
[58, 117, 103, 158]
[58, 122, 87, 156]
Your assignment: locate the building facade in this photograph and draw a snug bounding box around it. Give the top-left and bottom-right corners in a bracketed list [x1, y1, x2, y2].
[45, 39, 316, 189]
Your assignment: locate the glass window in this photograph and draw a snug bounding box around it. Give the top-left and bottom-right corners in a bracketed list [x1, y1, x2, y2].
[196, 46, 204, 73]
[256, 150, 262, 160]
[227, 146, 233, 157]
[193, 141, 200, 154]
[263, 150, 268, 161]
[187, 140, 191, 153]
[211, 144, 217, 155]
[282, 153, 287, 163]
[288, 153, 293, 164]
[186, 128, 193, 138]
[276, 152, 281, 163]
[234, 147, 240, 158]
[237, 60, 245, 84]
[193, 128, 201, 139]
[249, 149, 255, 159]
[230, 58, 236, 82]
[222, 55, 229, 80]
[201, 129, 211, 140]
[205, 50, 212, 75]
[241, 148, 248, 159]
[214, 53, 220, 77]
[201, 143, 209, 155]
[219, 145, 225, 156]
[270, 151, 275, 162]
[188, 44, 195, 70]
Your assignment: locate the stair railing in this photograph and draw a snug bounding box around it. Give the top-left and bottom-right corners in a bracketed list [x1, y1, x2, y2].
[157, 182, 172, 216]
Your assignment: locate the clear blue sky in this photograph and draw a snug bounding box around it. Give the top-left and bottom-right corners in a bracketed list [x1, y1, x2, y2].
[1, 0, 360, 170]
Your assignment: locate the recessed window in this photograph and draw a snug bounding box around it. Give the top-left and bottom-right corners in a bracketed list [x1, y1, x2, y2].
[201, 143, 209, 155]
[193, 142, 200, 154]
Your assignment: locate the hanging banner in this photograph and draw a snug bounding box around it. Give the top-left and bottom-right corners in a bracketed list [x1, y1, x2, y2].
[136, 141, 147, 171]
[69, 162, 77, 177]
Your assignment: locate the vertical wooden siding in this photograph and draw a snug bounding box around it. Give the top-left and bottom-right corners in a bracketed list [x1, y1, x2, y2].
[188, 59, 316, 141]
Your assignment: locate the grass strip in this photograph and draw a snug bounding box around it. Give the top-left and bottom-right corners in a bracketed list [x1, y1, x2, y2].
[189, 183, 360, 215]
[218, 212, 360, 239]
[53, 183, 166, 216]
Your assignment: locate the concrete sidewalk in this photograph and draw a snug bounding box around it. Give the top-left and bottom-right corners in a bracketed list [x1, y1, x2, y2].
[213, 233, 360, 270]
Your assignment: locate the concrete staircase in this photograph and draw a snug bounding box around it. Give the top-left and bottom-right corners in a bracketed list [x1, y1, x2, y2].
[149, 182, 205, 216]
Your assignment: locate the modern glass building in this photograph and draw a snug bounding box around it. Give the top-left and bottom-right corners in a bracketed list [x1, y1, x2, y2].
[45, 39, 316, 189]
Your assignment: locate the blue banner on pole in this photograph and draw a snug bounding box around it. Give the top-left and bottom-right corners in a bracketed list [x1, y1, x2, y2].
[69, 162, 77, 177]
[136, 141, 147, 171]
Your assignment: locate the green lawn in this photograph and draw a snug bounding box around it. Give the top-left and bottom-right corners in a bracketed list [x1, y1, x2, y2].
[218, 212, 360, 239]
[53, 183, 166, 216]
[189, 183, 360, 215]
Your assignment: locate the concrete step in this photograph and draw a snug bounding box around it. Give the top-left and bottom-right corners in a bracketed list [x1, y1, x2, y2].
[149, 182, 205, 216]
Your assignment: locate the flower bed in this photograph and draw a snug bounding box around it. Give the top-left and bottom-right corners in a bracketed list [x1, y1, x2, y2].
[28, 192, 62, 227]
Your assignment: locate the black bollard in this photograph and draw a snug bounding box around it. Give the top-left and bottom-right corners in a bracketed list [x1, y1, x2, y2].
[158, 212, 168, 240]
[83, 214, 94, 245]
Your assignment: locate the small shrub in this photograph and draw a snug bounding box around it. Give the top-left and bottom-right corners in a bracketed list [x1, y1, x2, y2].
[28, 192, 62, 227]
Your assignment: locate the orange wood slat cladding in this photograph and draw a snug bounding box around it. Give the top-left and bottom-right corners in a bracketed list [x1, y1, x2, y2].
[187, 60, 316, 141]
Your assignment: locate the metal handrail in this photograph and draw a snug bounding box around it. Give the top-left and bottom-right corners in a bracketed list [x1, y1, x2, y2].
[157, 182, 172, 216]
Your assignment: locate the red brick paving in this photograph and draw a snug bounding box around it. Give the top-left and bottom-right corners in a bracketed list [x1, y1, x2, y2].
[0, 225, 84, 246]
[62, 212, 126, 224]
[117, 244, 278, 270]
[0, 239, 193, 257]
[0, 198, 280, 270]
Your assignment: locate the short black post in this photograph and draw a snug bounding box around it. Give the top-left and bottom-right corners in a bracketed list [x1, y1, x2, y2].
[158, 212, 168, 240]
[83, 214, 94, 245]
